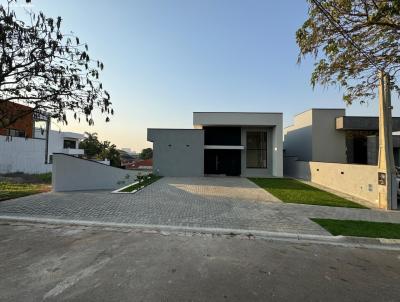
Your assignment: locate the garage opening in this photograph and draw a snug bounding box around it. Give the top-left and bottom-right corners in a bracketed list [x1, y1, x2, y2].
[204, 149, 241, 176]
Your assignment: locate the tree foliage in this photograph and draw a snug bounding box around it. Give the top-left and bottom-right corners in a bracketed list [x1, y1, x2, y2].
[296, 0, 400, 104]
[0, 0, 112, 128]
[139, 148, 153, 160]
[79, 132, 121, 167]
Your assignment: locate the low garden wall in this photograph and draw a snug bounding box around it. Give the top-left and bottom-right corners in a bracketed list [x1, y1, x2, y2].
[52, 153, 146, 192]
[284, 157, 378, 207]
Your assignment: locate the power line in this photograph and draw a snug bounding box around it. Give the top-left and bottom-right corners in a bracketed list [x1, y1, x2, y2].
[309, 0, 381, 70]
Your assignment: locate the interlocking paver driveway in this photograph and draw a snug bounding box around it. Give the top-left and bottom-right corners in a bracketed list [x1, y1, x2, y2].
[1, 177, 400, 236]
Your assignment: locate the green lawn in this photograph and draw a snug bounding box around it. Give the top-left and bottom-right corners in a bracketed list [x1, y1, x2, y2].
[249, 178, 367, 208]
[120, 175, 162, 193]
[311, 218, 400, 239]
[0, 182, 50, 202]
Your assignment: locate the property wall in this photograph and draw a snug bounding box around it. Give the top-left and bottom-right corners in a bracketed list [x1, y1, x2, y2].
[52, 154, 142, 191]
[0, 135, 51, 174]
[284, 158, 378, 207]
[148, 129, 204, 177]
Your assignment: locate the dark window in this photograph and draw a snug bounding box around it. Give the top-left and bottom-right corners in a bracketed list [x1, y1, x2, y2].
[6, 128, 25, 137]
[63, 139, 76, 149]
[246, 131, 267, 168]
[204, 127, 241, 146]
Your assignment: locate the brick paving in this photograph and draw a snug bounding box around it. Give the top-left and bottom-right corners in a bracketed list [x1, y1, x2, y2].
[1, 177, 400, 236]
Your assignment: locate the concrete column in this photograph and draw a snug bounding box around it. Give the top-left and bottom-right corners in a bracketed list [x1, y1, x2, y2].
[377, 71, 397, 210]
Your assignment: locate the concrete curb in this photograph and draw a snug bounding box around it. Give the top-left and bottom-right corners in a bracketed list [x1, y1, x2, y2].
[1, 215, 400, 251]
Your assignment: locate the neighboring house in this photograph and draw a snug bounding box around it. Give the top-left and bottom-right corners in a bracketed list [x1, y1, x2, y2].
[0, 102, 85, 174]
[148, 112, 283, 177]
[0, 101, 37, 138]
[125, 159, 153, 170]
[47, 131, 84, 163]
[284, 108, 400, 166]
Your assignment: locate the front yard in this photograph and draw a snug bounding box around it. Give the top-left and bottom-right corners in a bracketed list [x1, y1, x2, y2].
[249, 178, 367, 209]
[0, 173, 51, 202]
[0, 182, 50, 202]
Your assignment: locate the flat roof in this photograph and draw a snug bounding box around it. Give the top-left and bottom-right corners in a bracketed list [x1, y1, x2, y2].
[336, 116, 400, 131]
[193, 111, 283, 114]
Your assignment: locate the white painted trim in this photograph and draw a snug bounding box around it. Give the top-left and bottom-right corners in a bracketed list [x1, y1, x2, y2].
[111, 181, 139, 194]
[204, 145, 245, 150]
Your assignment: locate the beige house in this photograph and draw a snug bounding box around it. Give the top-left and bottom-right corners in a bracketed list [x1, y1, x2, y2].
[283, 108, 400, 210]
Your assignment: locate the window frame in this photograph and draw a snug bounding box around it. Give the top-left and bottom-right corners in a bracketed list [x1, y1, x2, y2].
[63, 139, 77, 149]
[246, 130, 268, 169]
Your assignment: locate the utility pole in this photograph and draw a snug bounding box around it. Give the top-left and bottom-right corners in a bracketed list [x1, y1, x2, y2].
[44, 115, 50, 164]
[377, 70, 397, 210]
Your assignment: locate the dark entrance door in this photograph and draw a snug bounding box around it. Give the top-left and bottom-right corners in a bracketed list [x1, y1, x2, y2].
[204, 149, 241, 176]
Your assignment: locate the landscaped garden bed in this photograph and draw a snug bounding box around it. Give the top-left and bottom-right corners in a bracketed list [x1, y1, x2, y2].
[113, 174, 162, 194]
[249, 178, 367, 208]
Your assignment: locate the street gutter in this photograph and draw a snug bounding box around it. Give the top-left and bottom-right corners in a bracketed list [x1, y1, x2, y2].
[0, 215, 400, 251]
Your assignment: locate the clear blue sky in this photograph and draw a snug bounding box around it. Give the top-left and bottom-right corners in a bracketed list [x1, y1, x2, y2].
[27, 0, 399, 151]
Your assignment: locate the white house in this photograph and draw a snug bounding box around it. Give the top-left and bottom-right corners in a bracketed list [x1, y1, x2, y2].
[0, 129, 85, 174]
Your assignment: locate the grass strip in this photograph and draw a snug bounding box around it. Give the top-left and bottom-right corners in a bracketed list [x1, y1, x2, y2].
[120, 175, 162, 193]
[249, 178, 367, 208]
[311, 218, 400, 239]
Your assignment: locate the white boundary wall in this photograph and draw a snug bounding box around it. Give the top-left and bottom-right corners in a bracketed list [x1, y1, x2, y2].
[0, 135, 51, 174]
[52, 153, 146, 191]
[284, 157, 379, 207]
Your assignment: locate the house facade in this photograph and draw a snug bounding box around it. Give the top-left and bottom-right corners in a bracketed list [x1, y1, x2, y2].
[284, 108, 400, 166]
[0, 102, 85, 173]
[148, 112, 283, 177]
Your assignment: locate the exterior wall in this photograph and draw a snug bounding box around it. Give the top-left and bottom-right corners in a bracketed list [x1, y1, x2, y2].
[284, 159, 378, 207]
[0, 135, 51, 174]
[0, 129, 84, 174]
[312, 109, 346, 163]
[283, 110, 313, 161]
[194, 112, 283, 177]
[52, 154, 142, 191]
[48, 130, 84, 160]
[194, 112, 282, 128]
[284, 109, 346, 163]
[0, 102, 34, 138]
[148, 129, 204, 177]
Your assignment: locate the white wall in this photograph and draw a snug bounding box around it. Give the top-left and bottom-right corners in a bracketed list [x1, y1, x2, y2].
[52, 154, 144, 191]
[0, 130, 84, 174]
[284, 158, 379, 207]
[0, 135, 51, 174]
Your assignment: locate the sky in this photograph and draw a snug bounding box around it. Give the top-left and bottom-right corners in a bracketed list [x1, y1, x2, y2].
[13, 0, 400, 152]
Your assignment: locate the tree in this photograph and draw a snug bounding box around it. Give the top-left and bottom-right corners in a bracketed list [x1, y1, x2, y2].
[79, 132, 121, 167]
[296, 0, 400, 104]
[78, 132, 102, 158]
[100, 142, 121, 167]
[0, 0, 113, 128]
[139, 148, 152, 160]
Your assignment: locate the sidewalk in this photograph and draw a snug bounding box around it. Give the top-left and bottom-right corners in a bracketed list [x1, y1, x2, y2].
[0, 177, 399, 238]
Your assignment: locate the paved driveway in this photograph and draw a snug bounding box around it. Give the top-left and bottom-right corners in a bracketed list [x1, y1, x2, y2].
[1, 177, 400, 236]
